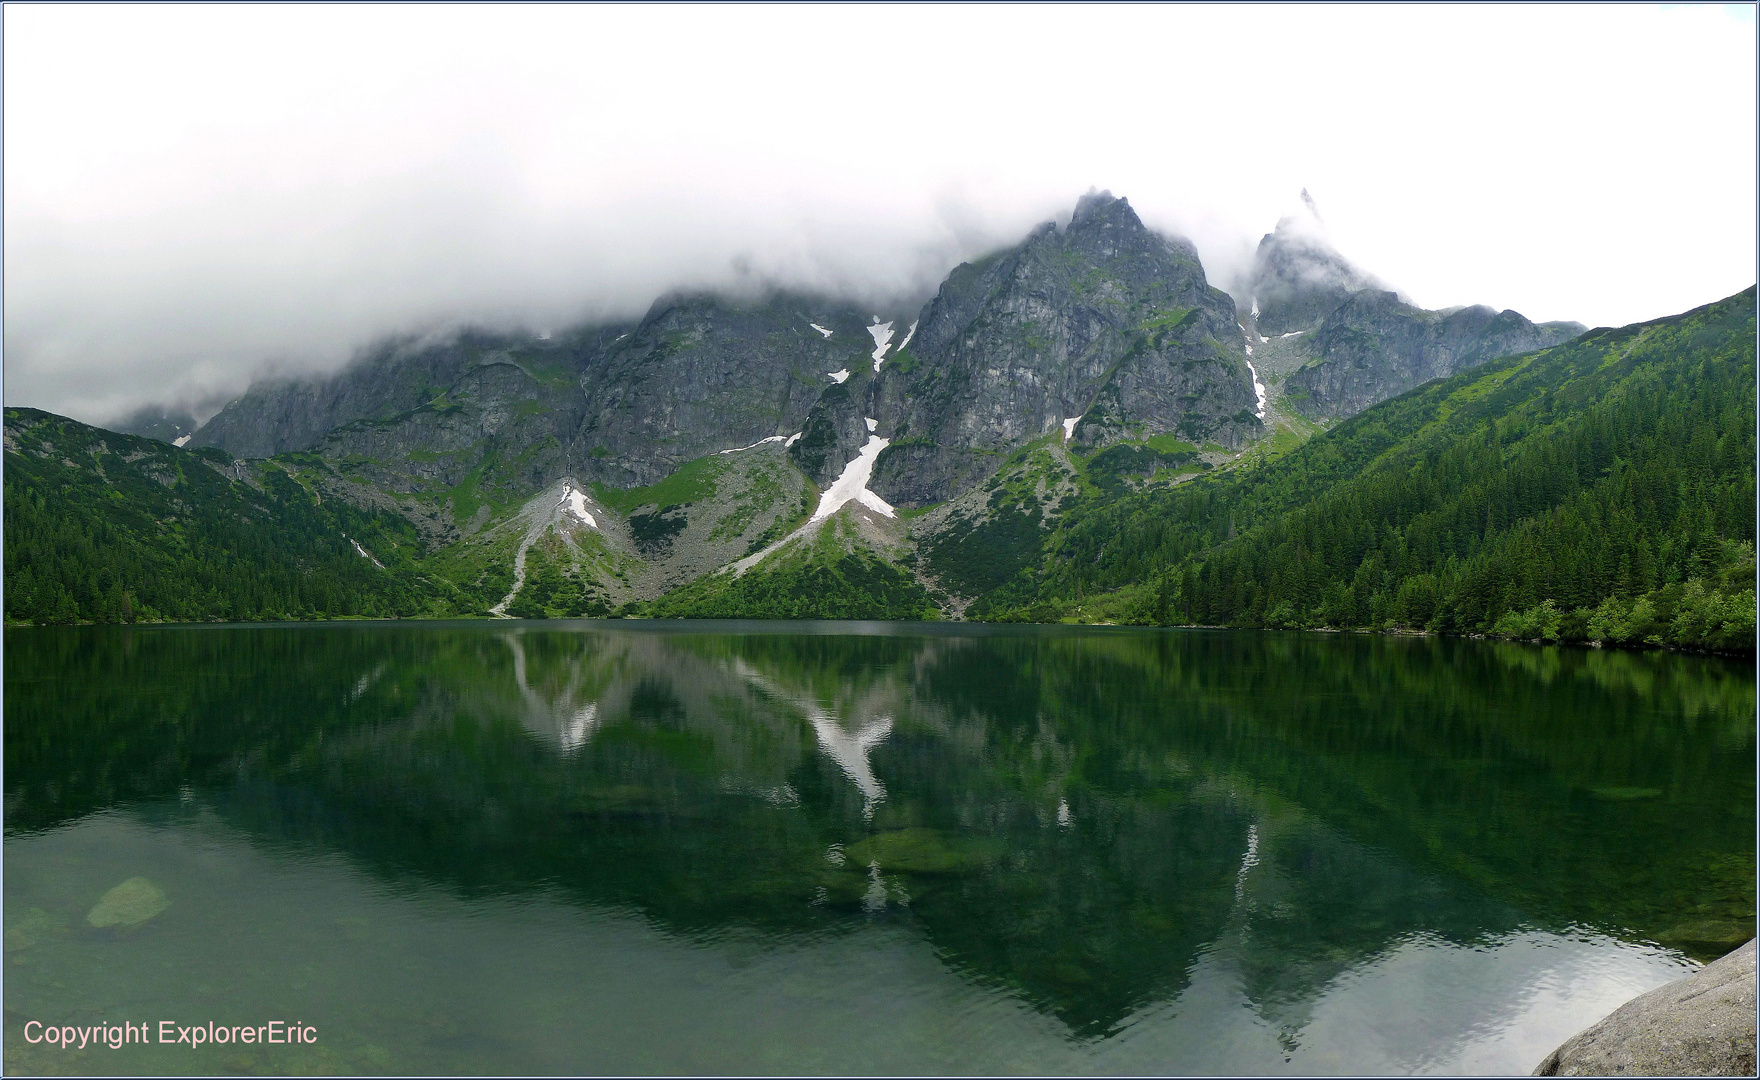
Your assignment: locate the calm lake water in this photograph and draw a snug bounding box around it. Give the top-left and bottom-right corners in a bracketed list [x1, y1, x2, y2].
[5, 622, 1754, 1075]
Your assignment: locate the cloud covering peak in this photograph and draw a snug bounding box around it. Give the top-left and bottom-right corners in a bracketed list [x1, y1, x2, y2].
[6, 5, 1753, 427]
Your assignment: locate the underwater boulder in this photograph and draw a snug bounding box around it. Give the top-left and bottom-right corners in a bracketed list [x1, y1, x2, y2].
[86, 877, 170, 928]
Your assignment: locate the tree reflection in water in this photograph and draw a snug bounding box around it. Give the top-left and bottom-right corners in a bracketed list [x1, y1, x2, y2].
[7, 622, 1754, 1039]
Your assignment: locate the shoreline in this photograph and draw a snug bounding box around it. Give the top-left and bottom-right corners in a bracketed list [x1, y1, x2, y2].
[5, 615, 1756, 658]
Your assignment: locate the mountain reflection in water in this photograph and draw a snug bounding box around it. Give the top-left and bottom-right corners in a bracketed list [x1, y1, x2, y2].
[6, 622, 1753, 1074]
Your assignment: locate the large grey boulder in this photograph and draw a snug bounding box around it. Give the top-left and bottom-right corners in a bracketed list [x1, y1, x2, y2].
[1534, 938, 1756, 1076]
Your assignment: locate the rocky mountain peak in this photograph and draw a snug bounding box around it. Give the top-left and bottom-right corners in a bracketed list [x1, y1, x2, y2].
[1070, 188, 1130, 227]
[864, 190, 1256, 505]
[1060, 189, 1202, 269]
[1245, 196, 1389, 335]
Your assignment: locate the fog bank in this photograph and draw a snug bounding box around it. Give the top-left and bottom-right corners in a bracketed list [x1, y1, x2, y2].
[6, 4, 1753, 426]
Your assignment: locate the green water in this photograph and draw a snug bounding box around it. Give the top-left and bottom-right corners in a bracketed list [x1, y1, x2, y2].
[5, 622, 1754, 1075]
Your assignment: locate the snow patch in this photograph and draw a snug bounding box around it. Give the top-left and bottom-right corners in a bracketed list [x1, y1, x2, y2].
[1282, 330, 1306, 338]
[172, 434, 191, 447]
[1242, 325, 1266, 418]
[558, 485, 597, 528]
[896, 320, 918, 352]
[728, 431, 894, 575]
[1062, 416, 1081, 440]
[718, 435, 786, 455]
[809, 323, 833, 338]
[865, 417, 878, 432]
[1250, 297, 1260, 319]
[866, 319, 895, 372]
[348, 538, 386, 569]
[784, 431, 802, 448]
[827, 368, 850, 384]
[811, 435, 895, 522]
[1244, 356, 1268, 420]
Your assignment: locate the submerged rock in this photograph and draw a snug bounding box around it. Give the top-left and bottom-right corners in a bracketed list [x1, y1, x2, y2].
[86, 877, 171, 928]
[843, 828, 1000, 875]
[1533, 937, 1756, 1076]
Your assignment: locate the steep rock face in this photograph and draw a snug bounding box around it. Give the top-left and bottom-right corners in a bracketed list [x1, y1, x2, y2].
[576, 293, 892, 489]
[188, 327, 638, 536]
[788, 377, 877, 488]
[190, 327, 625, 459]
[1284, 290, 1586, 420]
[312, 353, 589, 495]
[865, 191, 1258, 506]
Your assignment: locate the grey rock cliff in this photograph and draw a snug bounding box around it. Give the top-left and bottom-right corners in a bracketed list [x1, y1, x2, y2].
[1534, 937, 1756, 1076]
[1285, 290, 1585, 420]
[866, 191, 1258, 506]
[312, 348, 591, 493]
[577, 292, 886, 489]
[189, 324, 633, 460]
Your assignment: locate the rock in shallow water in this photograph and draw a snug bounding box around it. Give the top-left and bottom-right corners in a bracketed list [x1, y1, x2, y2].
[1534, 937, 1756, 1076]
[86, 877, 170, 928]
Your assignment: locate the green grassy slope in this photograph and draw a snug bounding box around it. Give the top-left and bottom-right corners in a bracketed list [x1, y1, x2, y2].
[648, 514, 936, 620]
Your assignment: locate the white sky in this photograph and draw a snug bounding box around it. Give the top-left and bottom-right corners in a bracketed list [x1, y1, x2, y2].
[5, 3, 1756, 425]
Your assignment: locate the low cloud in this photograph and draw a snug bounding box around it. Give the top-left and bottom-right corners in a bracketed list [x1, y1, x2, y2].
[6, 5, 1752, 427]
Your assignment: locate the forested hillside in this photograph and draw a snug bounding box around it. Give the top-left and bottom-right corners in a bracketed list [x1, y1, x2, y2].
[986, 288, 1755, 651]
[3, 410, 444, 623]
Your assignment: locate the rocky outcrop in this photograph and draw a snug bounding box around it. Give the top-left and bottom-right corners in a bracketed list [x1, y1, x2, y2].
[1284, 291, 1585, 421]
[1534, 938, 1757, 1076]
[867, 191, 1258, 506]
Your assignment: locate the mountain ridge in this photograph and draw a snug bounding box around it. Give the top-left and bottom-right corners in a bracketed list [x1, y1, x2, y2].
[10, 191, 1738, 651]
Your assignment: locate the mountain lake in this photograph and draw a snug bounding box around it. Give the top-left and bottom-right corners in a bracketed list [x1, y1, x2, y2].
[5, 621, 1754, 1075]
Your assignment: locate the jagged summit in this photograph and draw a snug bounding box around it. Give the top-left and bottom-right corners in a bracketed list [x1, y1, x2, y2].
[1299, 187, 1323, 222]
[1070, 188, 1126, 225]
[1226, 192, 1587, 423]
[863, 189, 1254, 505]
[1244, 193, 1390, 335]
